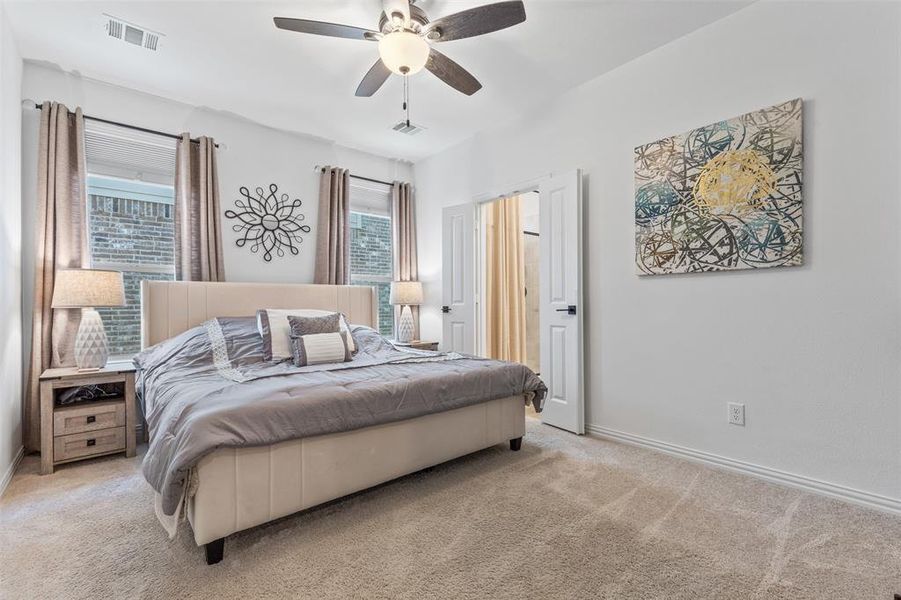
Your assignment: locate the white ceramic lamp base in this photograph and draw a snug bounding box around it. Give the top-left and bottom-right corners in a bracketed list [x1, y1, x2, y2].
[74, 308, 110, 371]
[397, 305, 415, 344]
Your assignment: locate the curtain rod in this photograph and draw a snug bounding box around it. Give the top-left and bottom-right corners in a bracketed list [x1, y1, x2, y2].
[317, 166, 394, 188]
[33, 103, 220, 148]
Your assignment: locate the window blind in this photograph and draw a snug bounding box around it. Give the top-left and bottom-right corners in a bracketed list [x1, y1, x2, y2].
[84, 119, 177, 185]
[349, 178, 392, 217]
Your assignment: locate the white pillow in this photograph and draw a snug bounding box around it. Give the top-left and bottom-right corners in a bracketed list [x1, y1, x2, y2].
[257, 308, 356, 362]
[290, 331, 352, 367]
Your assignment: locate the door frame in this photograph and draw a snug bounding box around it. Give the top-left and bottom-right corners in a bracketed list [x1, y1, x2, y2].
[468, 171, 585, 434]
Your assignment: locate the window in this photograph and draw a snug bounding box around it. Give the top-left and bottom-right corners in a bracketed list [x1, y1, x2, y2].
[85, 121, 177, 357]
[348, 180, 394, 337]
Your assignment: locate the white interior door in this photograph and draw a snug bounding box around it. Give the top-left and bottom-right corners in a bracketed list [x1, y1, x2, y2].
[539, 170, 584, 434]
[442, 203, 475, 354]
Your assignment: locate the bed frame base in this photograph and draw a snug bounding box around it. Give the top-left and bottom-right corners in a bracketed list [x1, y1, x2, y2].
[205, 538, 225, 565]
[187, 395, 527, 565]
[201, 436, 525, 565]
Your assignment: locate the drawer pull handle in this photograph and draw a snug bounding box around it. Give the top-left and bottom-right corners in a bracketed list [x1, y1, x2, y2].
[86, 439, 96, 447]
[86, 416, 96, 424]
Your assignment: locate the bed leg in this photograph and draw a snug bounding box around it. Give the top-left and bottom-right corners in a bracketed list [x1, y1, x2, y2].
[509, 437, 522, 451]
[205, 538, 225, 565]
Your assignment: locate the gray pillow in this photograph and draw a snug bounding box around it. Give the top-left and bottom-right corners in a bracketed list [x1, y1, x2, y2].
[287, 313, 341, 337]
[215, 316, 265, 366]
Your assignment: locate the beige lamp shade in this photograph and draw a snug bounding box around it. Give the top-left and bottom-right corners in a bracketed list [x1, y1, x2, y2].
[389, 281, 423, 306]
[51, 269, 126, 308]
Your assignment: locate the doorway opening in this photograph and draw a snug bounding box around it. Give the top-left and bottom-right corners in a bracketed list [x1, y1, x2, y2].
[477, 190, 542, 418]
[476, 191, 540, 376]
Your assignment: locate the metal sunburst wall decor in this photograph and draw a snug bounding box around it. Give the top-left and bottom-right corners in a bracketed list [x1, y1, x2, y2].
[225, 183, 311, 262]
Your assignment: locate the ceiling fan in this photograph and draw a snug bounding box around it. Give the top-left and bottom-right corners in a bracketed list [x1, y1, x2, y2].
[274, 0, 527, 97]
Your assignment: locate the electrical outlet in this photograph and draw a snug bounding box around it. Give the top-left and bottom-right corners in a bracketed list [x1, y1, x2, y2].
[728, 402, 745, 426]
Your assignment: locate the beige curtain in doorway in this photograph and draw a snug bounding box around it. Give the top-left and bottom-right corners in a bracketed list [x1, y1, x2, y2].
[24, 101, 88, 451]
[314, 167, 350, 284]
[391, 182, 419, 339]
[484, 196, 527, 363]
[175, 134, 225, 281]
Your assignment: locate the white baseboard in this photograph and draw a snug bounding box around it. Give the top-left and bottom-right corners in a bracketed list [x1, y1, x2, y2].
[0, 446, 25, 499]
[586, 424, 901, 516]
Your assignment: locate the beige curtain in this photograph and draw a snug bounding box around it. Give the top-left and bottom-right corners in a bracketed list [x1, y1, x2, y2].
[175, 134, 225, 281]
[391, 182, 419, 339]
[314, 167, 350, 285]
[484, 196, 527, 363]
[24, 102, 87, 451]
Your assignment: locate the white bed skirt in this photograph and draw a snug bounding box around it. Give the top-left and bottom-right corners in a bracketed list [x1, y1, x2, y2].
[185, 394, 527, 545]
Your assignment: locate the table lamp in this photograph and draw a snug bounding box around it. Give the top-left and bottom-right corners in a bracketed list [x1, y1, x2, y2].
[389, 281, 422, 344]
[51, 268, 125, 371]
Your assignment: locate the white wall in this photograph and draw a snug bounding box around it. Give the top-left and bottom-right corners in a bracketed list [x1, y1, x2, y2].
[21, 61, 412, 286]
[0, 5, 24, 492]
[414, 1, 901, 503]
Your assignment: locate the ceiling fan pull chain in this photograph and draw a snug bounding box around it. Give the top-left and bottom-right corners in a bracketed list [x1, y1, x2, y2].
[404, 74, 411, 127]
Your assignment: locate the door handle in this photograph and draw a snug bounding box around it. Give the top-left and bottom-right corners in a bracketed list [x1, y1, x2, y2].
[555, 305, 577, 315]
[441, 306, 451, 313]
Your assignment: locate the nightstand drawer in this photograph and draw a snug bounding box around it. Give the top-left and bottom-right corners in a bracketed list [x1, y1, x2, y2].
[53, 400, 125, 436]
[54, 427, 126, 462]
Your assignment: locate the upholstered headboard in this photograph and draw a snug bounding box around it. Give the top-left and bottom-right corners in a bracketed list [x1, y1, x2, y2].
[140, 281, 378, 348]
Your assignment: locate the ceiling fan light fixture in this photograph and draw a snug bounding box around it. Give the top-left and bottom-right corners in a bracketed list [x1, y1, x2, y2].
[378, 31, 429, 75]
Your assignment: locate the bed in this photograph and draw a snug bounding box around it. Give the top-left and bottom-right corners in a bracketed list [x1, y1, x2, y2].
[139, 281, 544, 564]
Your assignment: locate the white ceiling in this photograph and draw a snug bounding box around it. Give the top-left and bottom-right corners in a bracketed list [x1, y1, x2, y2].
[4, 1, 751, 161]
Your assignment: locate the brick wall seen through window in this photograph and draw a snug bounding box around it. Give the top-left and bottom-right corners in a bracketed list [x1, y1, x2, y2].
[87, 176, 175, 356]
[349, 211, 394, 337]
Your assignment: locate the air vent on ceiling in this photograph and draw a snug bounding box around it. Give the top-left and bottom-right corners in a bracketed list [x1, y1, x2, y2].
[392, 120, 426, 136]
[104, 14, 163, 52]
[144, 32, 159, 51]
[106, 18, 123, 40]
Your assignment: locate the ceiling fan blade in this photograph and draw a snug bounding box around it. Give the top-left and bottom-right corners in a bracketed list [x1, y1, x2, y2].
[356, 59, 392, 97]
[274, 17, 379, 41]
[423, 1, 526, 42]
[382, 0, 411, 26]
[425, 48, 482, 96]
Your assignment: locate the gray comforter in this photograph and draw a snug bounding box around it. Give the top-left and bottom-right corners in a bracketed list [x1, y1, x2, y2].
[136, 320, 546, 516]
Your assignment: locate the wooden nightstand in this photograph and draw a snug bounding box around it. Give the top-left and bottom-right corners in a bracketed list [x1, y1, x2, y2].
[404, 340, 439, 351]
[40, 364, 136, 475]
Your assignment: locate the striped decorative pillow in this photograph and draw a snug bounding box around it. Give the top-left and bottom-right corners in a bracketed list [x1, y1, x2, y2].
[290, 331, 352, 367]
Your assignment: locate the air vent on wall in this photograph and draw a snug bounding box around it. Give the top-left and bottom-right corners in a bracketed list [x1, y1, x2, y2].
[392, 120, 426, 136]
[103, 14, 164, 52]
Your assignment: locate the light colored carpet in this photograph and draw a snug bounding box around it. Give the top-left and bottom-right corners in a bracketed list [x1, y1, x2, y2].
[2, 418, 899, 599]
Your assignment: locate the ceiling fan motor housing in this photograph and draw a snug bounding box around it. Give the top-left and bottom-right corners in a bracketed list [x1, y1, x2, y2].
[379, 4, 430, 35]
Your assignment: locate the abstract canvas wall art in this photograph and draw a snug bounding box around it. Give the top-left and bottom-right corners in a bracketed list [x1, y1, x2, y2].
[634, 99, 803, 275]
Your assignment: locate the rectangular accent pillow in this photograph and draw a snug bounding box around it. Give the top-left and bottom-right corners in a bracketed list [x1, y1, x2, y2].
[290, 331, 352, 367]
[257, 308, 356, 361]
[288, 313, 341, 337]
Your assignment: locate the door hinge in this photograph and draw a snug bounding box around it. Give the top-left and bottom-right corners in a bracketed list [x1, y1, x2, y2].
[441, 306, 451, 313]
